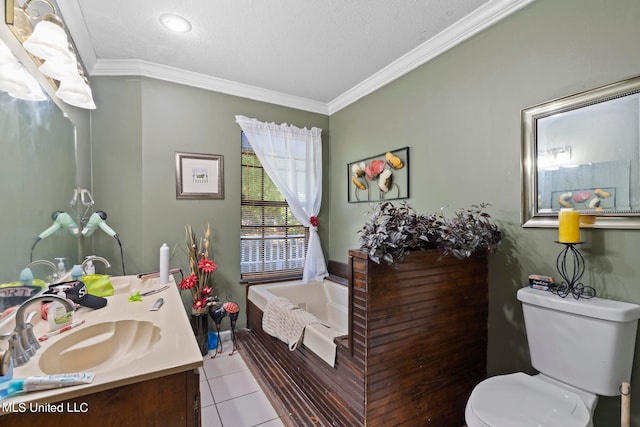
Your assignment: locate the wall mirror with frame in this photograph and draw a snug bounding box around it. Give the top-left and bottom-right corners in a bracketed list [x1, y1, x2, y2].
[522, 75, 640, 229]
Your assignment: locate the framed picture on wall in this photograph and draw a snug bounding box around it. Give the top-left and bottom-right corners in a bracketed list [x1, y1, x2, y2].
[175, 152, 224, 199]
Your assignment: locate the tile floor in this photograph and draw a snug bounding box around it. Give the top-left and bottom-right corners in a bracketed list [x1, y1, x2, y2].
[199, 348, 285, 427]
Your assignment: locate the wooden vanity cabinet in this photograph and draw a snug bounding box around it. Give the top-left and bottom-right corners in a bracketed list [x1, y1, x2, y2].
[1, 369, 201, 427]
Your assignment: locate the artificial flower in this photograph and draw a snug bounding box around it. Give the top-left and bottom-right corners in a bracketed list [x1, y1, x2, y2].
[181, 223, 219, 314]
[178, 274, 197, 290]
[199, 258, 218, 274]
[192, 297, 208, 311]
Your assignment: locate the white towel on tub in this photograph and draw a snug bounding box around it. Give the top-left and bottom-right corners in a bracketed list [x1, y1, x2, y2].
[262, 297, 323, 351]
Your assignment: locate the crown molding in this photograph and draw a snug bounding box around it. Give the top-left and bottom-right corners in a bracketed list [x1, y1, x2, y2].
[91, 59, 330, 115]
[60, 0, 535, 116]
[327, 0, 536, 114]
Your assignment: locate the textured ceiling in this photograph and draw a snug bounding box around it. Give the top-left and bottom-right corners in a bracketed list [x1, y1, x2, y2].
[58, 0, 534, 113]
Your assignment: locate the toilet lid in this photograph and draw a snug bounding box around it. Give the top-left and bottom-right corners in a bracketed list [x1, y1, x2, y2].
[469, 373, 590, 427]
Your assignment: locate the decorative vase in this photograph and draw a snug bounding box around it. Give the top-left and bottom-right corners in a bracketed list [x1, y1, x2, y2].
[190, 310, 209, 355]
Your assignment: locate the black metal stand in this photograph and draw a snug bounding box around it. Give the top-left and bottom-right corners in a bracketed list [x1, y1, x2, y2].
[553, 242, 596, 300]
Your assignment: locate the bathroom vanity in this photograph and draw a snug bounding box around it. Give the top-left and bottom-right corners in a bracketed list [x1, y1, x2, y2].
[0, 276, 203, 426]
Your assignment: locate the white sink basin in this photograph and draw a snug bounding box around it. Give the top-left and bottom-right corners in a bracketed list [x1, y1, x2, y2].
[39, 320, 161, 374]
[107, 275, 165, 294]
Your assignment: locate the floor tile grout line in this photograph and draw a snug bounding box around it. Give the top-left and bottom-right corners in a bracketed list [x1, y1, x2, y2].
[252, 415, 283, 427]
[208, 388, 266, 405]
[206, 370, 261, 403]
[202, 352, 283, 427]
[201, 357, 249, 380]
[203, 367, 249, 381]
[200, 378, 216, 408]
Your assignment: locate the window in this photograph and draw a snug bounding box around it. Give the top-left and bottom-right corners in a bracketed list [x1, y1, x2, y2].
[241, 132, 309, 281]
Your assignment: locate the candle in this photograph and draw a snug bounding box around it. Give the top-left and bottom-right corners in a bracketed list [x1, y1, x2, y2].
[580, 215, 596, 227]
[558, 208, 580, 243]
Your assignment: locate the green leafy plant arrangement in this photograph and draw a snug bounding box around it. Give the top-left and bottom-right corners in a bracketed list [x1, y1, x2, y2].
[358, 201, 502, 264]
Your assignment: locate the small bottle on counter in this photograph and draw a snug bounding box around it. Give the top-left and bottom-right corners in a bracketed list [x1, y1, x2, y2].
[71, 264, 83, 281]
[160, 243, 170, 284]
[48, 292, 73, 332]
[19, 268, 33, 286]
[84, 256, 95, 275]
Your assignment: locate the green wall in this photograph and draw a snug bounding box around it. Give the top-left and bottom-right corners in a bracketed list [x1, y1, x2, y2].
[88, 0, 640, 423]
[328, 0, 640, 424]
[90, 76, 329, 329]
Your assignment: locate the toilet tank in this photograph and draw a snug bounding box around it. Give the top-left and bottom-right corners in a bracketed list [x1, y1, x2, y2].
[517, 287, 640, 396]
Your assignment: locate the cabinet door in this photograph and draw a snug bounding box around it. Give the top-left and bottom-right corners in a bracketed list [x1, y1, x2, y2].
[1, 370, 201, 427]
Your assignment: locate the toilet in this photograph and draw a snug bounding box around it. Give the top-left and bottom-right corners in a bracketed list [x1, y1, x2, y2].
[465, 286, 640, 427]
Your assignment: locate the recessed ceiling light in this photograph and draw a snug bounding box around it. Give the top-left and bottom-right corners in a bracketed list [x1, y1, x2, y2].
[159, 14, 192, 33]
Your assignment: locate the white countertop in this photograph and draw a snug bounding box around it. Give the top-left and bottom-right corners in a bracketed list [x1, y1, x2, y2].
[0, 274, 203, 413]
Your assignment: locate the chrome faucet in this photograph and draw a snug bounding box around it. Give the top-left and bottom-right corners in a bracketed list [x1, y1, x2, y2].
[27, 259, 59, 283]
[1, 294, 75, 367]
[81, 256, 111, 274]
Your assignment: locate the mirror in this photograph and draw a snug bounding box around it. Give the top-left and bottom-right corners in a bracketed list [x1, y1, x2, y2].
[522, 75, 640, 228]
[0, 88, 78, 286]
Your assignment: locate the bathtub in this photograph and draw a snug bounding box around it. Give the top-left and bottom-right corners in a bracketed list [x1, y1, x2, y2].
[247, 278, 348, 366]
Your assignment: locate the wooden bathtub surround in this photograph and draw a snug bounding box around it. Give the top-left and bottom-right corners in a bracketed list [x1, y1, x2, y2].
[243, 249, 488, 426]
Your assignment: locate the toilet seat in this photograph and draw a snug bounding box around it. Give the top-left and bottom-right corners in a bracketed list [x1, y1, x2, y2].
[466, 372, 591, 427]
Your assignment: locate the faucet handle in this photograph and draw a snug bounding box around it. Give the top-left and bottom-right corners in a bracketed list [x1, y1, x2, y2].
[1, 331, 29, 367]
[22, 311, 40, 354]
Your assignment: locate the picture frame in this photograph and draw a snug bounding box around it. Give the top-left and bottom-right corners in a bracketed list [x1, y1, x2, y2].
[175, 152, 224, 199]
[347, 146, 410, 203]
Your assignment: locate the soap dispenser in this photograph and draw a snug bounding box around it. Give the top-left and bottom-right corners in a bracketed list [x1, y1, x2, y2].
[84, 256, 95, 275]
[19, 268, 33, 286]
[71, 265, 83, 281]
[47, 291, 73, 331]
[55, 257, 66, 276]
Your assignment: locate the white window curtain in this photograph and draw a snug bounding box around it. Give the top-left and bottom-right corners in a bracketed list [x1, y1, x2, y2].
[235, 115, 328, 282]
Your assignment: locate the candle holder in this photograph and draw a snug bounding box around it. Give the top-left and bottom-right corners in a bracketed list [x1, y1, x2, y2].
[553, 242, 596, 300]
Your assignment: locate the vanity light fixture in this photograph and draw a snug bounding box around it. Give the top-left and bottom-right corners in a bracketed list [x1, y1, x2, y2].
[536, 152, 552, 169]
[0, 62, 46, 100]
[0, 37, 46, 101]
[8, 66, 46, 100]
[537, 146, 574, 170]
[159, 13, 192, 33]
[555, 148, 571, 164]
[5, 0, 97, 109]
[22, 14, 74, 64]
[0, 62, 23, 92]
[39, 54, 80, 81]
[0, 38, 16, 63]
[55, 75, 96, 109]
